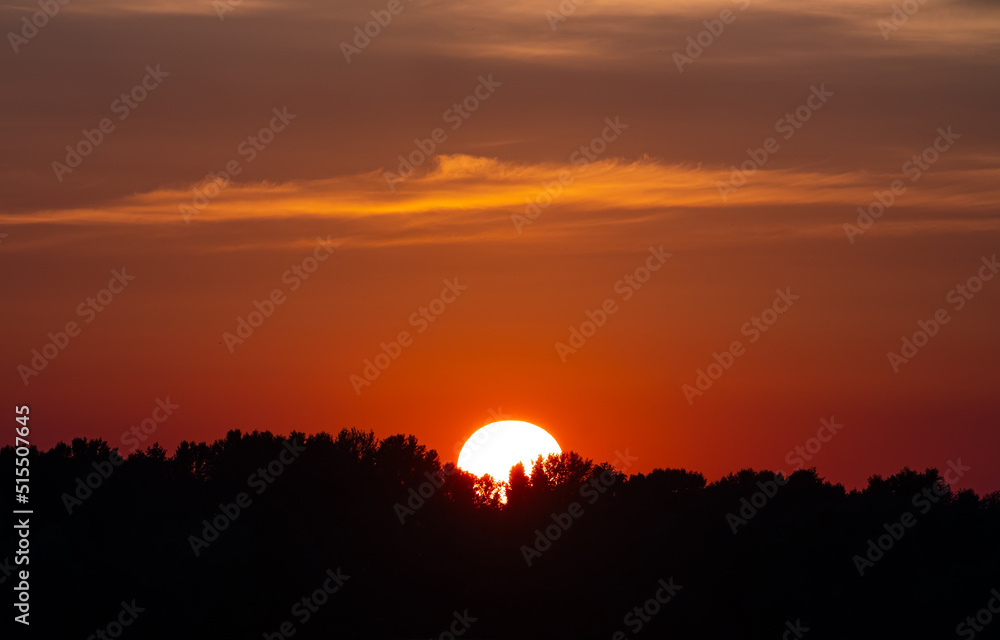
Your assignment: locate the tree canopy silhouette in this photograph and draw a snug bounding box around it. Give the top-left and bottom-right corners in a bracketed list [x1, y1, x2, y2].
[3, 429, 997, 639]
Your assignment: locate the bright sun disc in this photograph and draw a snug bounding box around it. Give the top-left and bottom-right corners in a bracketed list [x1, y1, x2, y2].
[457, 420, 561, 482]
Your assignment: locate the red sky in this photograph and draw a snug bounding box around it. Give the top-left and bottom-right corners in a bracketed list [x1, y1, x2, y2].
[2, 0, 999, 492]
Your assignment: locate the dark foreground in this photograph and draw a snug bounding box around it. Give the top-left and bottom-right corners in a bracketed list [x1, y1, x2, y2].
[3, 429, 998, 639]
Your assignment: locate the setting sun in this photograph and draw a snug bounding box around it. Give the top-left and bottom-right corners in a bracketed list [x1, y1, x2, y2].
[457, 420, 562, 482]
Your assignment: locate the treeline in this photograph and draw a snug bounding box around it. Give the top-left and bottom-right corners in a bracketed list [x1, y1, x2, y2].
[2, 429, 998, 639]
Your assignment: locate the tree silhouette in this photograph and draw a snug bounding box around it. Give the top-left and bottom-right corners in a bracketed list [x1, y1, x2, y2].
[2, 429, 998, 640]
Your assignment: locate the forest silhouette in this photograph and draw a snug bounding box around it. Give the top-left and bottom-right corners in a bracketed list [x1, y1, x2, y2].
[3, 429, 998, 639]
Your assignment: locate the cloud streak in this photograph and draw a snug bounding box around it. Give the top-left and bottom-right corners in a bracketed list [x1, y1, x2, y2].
[3, 154, 998, 254]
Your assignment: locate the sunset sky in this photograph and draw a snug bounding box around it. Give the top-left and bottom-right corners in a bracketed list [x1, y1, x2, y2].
[2, 0, 999, 492]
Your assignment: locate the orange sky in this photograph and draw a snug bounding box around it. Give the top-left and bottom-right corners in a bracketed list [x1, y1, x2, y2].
[2, 0, 999, 492]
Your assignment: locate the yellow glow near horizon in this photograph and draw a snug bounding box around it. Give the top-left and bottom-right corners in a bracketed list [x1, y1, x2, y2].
[457, 420, 562, 483]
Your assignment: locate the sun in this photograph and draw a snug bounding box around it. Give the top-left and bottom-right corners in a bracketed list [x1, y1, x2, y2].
[457, 420, 561, 482]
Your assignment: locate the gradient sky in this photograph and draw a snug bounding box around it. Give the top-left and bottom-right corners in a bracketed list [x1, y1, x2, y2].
[2, 0, 999, 492]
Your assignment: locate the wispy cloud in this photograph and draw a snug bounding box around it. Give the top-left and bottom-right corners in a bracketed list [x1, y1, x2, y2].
[4, 154, 998, 251]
